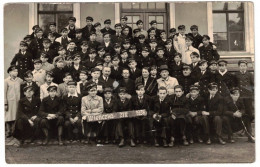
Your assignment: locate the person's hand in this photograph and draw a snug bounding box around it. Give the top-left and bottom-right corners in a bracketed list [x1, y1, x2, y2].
[202, 111, 209, 116]
[233, 111, 242, 118]
[31, 115, 37, 121]
[213, 45, 217, 50]
[125, 94, 132, 99]
[82, 116, 87, 120]
[70, 118, 74, 124]
[186, 93, 191, 98]
[28, 119, 34, 127]
[74, 116, 79, 122]
[171, 114, 176, 120]
[194, 82, 199, 86]
[198, 43, 203, 48]
[5, 104, 8, 112]
[153, 113, 157, 119]
[190, 111, 197, 117]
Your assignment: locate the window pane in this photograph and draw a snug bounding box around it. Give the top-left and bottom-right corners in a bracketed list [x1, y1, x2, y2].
[133, 16, 140, 23]
[156, 16, 163, 23]
[127, 24, 133, 29]
[149, 16, 156, 22]
[229, 13, 244, 31]
[122, 3, 132, 9]
[140, 3, 147, 9]
[132, 24, 138, 30]
[126, 16, 132, 23]
[228, 2, 243, 10]
[132, 3, 139, 9]
[213, 13, 227, 32]
[56, 4, 73, 11]
[157, 24, 164, 29]
[212, 2, 227, 10]
[213, 32, 228, 51]
[57, 13, 73, 32]
[230, 32, 244, 51]
[148, 3, 155, 9]
[156, 2, 165, 9]
[38, 4, 55, 11]
[39, 14, 55, 31]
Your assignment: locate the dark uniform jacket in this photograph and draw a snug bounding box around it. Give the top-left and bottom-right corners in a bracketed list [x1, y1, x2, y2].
[199, 44, 220, 62]
[135, 76, 158, 97]
[32, 37, 44, 52]
[150, 95, 172, 118]
[164, 47, 177, 59]
[63, 93, 82, 119]
[16, 97, 41, 120]
[190, 62, 201, 82]
[129, 68, 142, 81]
[235, 71, 254, 98]
[68, 64, 87, 82]
[11, 51, 34, 79]
[79, 50, 89, 63]
[20, 82, 40, 98]
[103, 97, 118, 113]
[118, 78, 136, 95]
[223, 96, 245, 117]
[101, 28, 116, 36]
[171, 94, 189, 118]
[119, 59, 130, 69]
[198, 70, 214, 97]
[111, 34, 124, 45]
[156, 57, 169, 68]
[49, 41, 60, 54]
[206, 92, 224, 116]
[169, 61, 184, 81]
[74, 37, 86, 52]
[131, 94, 151, 117]
[88, 40, 101, 51]
[186, 95, 206, 115]
[68, 26, 76, 39]
[178, 75, 196, 95]
[139, 56, 156, 69]
[100, 41, 114, 53]
[149, 48, 157, 59]
[99, 76, 115, 89]
[187, 33, 203, 49]
[37, 48, 57, 63]
[83, 58, 99, 71]
[110, 66, 123, 81]
[82, 24, 96, 40]
[27, 41, 38, 59]
[117, 98, 132, 112]
[38, 96, 64, 118]
[52, 67, 68, 84]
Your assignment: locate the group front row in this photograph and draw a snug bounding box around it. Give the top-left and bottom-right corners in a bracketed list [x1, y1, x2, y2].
[12, 70, 254, 147]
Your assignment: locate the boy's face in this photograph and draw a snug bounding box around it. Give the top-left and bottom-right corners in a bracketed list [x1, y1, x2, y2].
[79, 73, 88, 81]
[88, 87, 97, 97]
[104, 92, 112, 99]
[178, 28, 186, 35]
[69, 20, 75, 26]
[160, 70, 169, 79]
[104, 56, 111, 63]
[25, 75, 33, 82]
[185, 39, 192, 46]
[48, 36, 55, 42]
[151, 23, 157, 29]
[91, 71, 101, 79]
[58, 49, 66, 55]
[190, 55, 199, 63]
[202, 38, 210, 45]
[68, 42, 76, 49]
[139, 38, 145, 43]
[158, 89, 167, 99]
[123, 43, 130, 49]
[68, 85, 76, 94]
[149, 30, 156, 36]
[136, 88, 145, 97]
[76, 33, 82, 38]
[64, 75, 72, 84]
[174, 55, 181, 62]
[105, 23, 110, 29]
[170, 32, 176, 37]
[61, 31, 68, 37]
[142, 69, 149, 78]
[24, 89, 34, 98]
[149, 42, 157, 48]
[56, 61, 64, 68]
[190, 90, 199, 98]
[20, 45, 27, 51]
[34, 63, 42, 70]
[46, 75, 53, 83]
[142, 51, 149, 57]
[89, 53, 96, 59]
[49, 90, 57, 98]
[210, 64, 218, 71]
[36, 31, 43, 38]
[157, 50, 164, 57]
[10, 69, 18, 77]
[102, 67, 111, 77]
[175, 88, 184, 97]
[128, 62, 137, 69]
[121, 52, 128, 59]
[134, 32, 141, 37]
[73, 58, 81, 64]
[137, 23, 143, 29]
[115, 47, 121, 53]
[43, 42, 50, 48]
[115, 26, 122, 33]
[150, 69, 157, 76]
[112, 59, 119, 65]
[129, 49, 136, 54]
[160, 32, 166, 39]
[95, 25, 101, 31]
[121, 19, 127, 25]
[239, 63, 248, 71]
[209, 88, 218, 96]
[86, 20, 93, 26]
[81, 45, 88, 51]
[166, 43, 172, 48]
[49, 25, 56, 32]
[218, 64, 227, 72]
[104, 35, 110, 42]
[199, 63, 208, 71]
[191, 29, 198, 35]
[122, 70, 130, 79]
[123, 28, 129, 35]
[90, 34, 96, 41]
[231, 92, 240, 101]
[119, 92, 126, 99]
[183, 68, 191, 76]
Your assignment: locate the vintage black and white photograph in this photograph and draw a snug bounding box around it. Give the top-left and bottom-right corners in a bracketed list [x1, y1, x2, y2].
[3, 1, 255, 164]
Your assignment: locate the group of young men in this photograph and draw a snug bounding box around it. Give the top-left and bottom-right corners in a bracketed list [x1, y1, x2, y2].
[5, 15, 254, 148]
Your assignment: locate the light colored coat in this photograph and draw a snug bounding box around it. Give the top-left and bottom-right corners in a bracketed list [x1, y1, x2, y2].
[81, 95, 103, 118]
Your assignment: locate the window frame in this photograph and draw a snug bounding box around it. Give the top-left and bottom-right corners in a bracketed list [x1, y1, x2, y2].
[213, 3, 245, 51]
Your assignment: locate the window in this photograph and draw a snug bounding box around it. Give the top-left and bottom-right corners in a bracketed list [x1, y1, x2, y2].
[122, 2, 166, 10]
[213, 2, 245, 51]
[125, 15, 141, 30]
[38, 3, 73, 33]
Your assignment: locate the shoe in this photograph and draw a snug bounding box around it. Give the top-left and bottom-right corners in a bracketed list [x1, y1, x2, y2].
[189, 138, 194, 144]
[183, 136, 189, 146]
[218, 137, 226, 145]
[65, 140, 71, 144]
[118, 139, 124, 147]
[130, 139, 136, 147]
[227, 136, 235, 143]
[206, 138, 211, 145]
[84, 139, 90, 144]
[248, 136, 255, 143]
[198, 137, 203, 143]
[154, 139, 159, 147]
[104, 138, 109, 144]
[42, 138, 49, 145]
[143, 140, 147, 144]
[168, 137, 175, 147]
[163, 139, 168, 147]
[58, 137, 63, 146]
[97, 139, 102, 144]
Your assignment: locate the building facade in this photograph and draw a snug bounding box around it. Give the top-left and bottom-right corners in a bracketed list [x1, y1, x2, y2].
[4, 2, 254, 77]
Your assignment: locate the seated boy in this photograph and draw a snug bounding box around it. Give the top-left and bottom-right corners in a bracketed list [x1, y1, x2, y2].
[32, 59, 46, 86]
[40, 71, 60, 100]
[128, 58, 142, 81]
[21, 70, 40, 98]
[58, 72, 73, 98]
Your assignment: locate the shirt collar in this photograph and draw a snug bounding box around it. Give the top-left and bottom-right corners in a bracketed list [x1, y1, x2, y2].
[68, 92, 78, 97]
[87, 95, 98, 100]
[219, 69, 227, 76]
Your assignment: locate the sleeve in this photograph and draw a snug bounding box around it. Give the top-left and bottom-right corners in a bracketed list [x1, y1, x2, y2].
[213, 49, 220, 61]
[16, 100, 29, 120]
[223, 99, 235, 116]
[81, 98, 91, 117]
[10, 54, 18, 66]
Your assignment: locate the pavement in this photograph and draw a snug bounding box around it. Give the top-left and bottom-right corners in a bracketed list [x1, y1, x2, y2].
[5, 136, 255, 164]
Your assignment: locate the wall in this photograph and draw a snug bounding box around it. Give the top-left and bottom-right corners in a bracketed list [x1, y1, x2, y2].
[4, 3, 30, 78]
[80, 3, 115, 28]
[175, 2, 208, 36]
